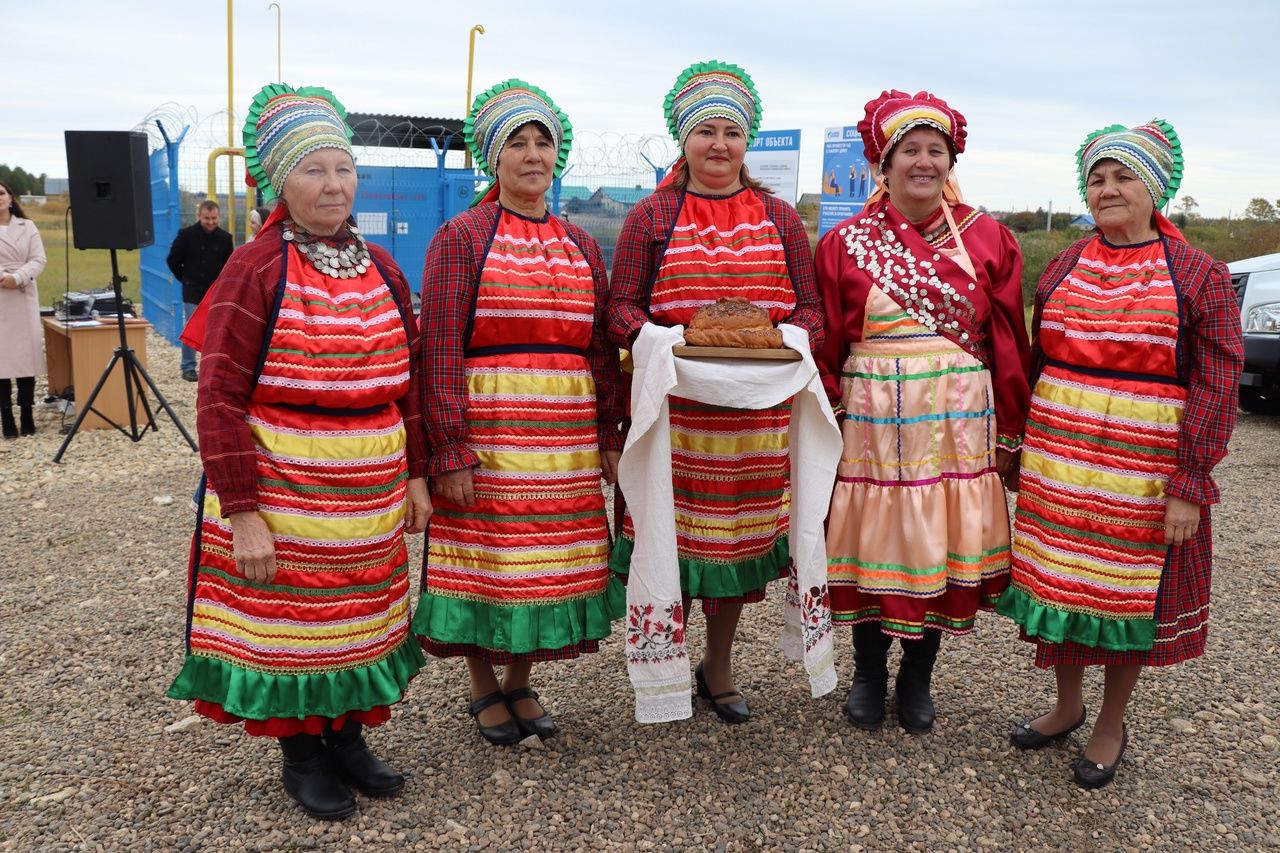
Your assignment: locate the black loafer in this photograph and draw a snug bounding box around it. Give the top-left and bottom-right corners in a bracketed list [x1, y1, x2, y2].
[326, 734, 405, 797]
[281, 753, 357, 821]
[467, 690, 523, 746]
[1073, 725, 1127, 790]
[1010, 705, 1088, 750]
[505, 686, 558, 739]
[695, 663, 750, 724]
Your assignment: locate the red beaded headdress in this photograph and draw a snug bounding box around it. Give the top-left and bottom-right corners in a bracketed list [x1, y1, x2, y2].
[858, 90, 967, 166]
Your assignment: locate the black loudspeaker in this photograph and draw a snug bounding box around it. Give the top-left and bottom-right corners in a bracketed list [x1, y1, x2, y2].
[64, 130, 154, 250]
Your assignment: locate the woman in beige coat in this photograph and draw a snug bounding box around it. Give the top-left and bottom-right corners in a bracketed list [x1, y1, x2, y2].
[0, 181, 48, 437]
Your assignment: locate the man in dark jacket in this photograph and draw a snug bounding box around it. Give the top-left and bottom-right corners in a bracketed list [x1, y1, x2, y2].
[167, 200, 233, 380]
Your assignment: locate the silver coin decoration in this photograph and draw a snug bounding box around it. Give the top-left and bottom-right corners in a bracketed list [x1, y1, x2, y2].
[281, 218, 373, 280]
[840, 208, 986, 360]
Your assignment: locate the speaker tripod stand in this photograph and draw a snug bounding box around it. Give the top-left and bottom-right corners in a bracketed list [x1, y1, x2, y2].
[53, 249, 197, 462]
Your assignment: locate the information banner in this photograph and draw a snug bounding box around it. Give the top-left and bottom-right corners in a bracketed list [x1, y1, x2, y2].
[745, 129, 801, 205]
[819, 126, 870, 237]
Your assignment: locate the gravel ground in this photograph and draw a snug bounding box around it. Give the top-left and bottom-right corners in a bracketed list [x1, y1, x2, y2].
[0, 330, 1277, 852]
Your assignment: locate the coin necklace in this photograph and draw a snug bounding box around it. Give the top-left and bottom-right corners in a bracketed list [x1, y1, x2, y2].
[282, 218, 372, 279]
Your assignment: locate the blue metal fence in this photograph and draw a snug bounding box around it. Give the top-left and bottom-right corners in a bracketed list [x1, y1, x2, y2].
[139, 131, 185, 344]
[140, 132, 481, 345]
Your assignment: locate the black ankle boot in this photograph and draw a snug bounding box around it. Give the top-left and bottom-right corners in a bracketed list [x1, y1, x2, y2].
[18, 406, 34, 436]
[323, 721, 405, 797]
[895, 629, 941, 733]
[279, 733, 357, 820]
[844, 622, 892, 730]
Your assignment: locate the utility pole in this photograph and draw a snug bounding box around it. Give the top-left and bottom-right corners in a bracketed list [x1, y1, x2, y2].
[1046, 200, 1052, 232]
[464, 24, 485, 169]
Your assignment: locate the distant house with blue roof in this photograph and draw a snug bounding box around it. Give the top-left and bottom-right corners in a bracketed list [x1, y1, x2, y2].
[559, 186, 651, 216]
[1070, 214, 1096, 229]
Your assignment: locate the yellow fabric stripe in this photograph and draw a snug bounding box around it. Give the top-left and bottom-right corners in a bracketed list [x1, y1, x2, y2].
[250, 421, 407, 461]
[1034, 377, 1184, 426]
[1023, 452, 1167, 499]
[192, 599, 410, 646]
[476, 447, 600, 473]
[672, 511, 782, 536]
[1013, 535, 1164, 587]
[466, 371, 592, 396]
[671, 430, 787, 455]
[258, 504, 405, 541]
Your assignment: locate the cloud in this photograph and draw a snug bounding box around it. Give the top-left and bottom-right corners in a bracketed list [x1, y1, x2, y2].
[5, 0, 1275, 215]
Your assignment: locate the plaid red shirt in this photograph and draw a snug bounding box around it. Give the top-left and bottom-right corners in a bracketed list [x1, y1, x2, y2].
[195, 226, 428, 515]
[1033, 236, 1243, 506]
[418, 202, 626, 476]
[604, 188, 825, 349]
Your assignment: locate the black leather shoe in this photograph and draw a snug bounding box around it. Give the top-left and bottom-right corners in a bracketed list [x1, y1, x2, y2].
[468, 690, 523, 746]
[1010, 705, 1088, 751]
[18, 406, 34, 436]
[281, 753, 357, 821]
[504, 686, 558, 739]
[182, 369, 198, 382]
[1073, 725, 1127, 789]
[1, 408, 15, 439]
[694, 663, 750, 724]
[324, 724, 405, 797]
[895, 631, 941, 734]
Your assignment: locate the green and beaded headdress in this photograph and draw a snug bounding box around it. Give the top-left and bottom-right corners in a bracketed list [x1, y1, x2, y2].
[664, 60, 762, 148]
[1075, 119, 1183, 207]
[465, 79, 573, 179]
[242, 83, 353, 202]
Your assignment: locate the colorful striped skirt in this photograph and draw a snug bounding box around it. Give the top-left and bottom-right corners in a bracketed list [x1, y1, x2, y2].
[826, 290, 1010, 637]
[166, 402, 424, 737]
[412, 353, 622, 663]
[997, 364, 1205, 666]
[612, 396, 792, 613]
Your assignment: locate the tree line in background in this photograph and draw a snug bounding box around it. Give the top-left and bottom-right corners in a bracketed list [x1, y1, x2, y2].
[0, 163, 51, 196]
[1013, 204, 1280, 308]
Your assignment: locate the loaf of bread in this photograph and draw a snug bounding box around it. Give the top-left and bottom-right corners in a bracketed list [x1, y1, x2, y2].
[683, 297, 783, 348]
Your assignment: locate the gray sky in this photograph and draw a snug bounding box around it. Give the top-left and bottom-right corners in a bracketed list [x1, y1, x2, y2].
[8, 0, 1277, 216]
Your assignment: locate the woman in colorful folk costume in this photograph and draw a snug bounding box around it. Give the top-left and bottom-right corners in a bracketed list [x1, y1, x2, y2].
[607, 61, 825, 724]
[815, 91, 1030, 734]
[412, 80, 625, 745]
[997, 121, 1242, 789]
[166, 85, 432, 820]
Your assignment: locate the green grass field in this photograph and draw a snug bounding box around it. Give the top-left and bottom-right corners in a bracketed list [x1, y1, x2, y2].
[27, 200, 144, 308]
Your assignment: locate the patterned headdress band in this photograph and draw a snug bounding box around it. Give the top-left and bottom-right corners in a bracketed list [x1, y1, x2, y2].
[665, 60, 761, 148]
[858, 90, 967, 166]
[1076, 119, 1183, 207]
[243, 83, 353, 202]
[465, 79, 573, 180]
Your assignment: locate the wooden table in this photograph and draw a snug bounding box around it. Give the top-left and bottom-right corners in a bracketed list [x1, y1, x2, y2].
[43, 317, 151, 431]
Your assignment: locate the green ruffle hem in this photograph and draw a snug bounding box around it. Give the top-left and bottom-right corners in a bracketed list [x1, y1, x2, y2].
[610, 534, 789, 600]
[411, 573, 625, 653]
[995, 585, 1156, 652]
[165, 639, 425, 721]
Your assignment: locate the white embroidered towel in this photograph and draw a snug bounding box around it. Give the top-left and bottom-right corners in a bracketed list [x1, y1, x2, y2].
[618, 322, 841, 723]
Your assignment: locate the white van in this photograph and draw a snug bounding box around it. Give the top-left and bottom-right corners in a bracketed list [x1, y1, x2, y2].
[1230, 251, 1280, 413]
